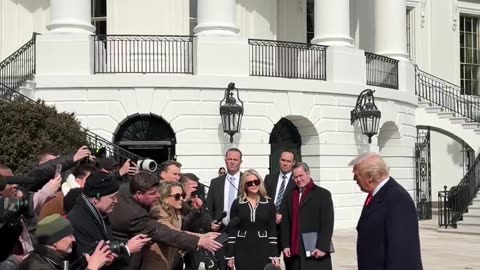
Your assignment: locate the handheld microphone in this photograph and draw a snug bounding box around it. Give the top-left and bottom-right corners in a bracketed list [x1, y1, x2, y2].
[214, 211, 227, 224]
[214, 217, 241, 244]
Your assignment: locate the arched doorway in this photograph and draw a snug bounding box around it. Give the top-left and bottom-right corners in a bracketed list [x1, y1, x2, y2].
[269, 118, 302, 173]
[114, 115, 176, 163]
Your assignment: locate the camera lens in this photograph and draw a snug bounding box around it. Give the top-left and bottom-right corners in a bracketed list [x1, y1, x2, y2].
[108, 241, 126, 255]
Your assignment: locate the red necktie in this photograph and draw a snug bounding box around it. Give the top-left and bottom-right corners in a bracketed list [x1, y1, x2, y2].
[365, 194, 373, 206]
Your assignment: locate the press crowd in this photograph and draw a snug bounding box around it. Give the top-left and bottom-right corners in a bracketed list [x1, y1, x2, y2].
[0, 145, 424, 270]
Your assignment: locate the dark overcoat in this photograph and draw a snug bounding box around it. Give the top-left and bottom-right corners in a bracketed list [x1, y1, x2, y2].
[356, 178, 423, 270]
[281, 183, 334, 270]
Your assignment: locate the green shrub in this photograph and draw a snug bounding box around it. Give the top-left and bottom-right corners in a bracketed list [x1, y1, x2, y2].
[0, 99, 87, 175]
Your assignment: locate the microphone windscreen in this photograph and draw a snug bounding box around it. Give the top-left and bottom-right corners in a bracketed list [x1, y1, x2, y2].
[229, 217, 241, 227]
[264, 263, 281, 270]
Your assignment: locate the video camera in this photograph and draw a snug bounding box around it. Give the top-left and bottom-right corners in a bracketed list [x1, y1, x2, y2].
[0, 192, 35, 261]
[130, 158, 158, 172]
[0, 192, 35, 229]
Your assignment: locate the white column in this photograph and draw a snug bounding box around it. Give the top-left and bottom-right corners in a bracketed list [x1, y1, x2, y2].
[194, 0, 239, 36]
[311, 0, 353, 46]
[47, 0, 95, 34]
[374, 0, 409, 60]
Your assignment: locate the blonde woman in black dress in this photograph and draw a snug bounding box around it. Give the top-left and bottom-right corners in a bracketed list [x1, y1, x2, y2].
[226, 169, 280, 270]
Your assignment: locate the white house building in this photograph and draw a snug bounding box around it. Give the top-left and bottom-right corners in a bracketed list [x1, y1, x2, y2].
[1, 0, 480, 230]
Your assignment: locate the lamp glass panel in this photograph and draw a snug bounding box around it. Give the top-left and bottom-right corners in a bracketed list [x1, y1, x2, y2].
[237, 114, 243, 130]
[222, 113, 229, 131]
[230, 112, 238, 132]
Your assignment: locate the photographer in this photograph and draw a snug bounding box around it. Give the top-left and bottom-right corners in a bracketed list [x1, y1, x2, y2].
[67, 172, 151, 269]
[179, 174, 212, 233]
[178, 173, 214, 270]
[18, 214, 112, 270]
[0, 164, 62, 263]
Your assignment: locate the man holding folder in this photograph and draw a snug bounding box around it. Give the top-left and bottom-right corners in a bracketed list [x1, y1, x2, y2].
[281, 162, 334, 270]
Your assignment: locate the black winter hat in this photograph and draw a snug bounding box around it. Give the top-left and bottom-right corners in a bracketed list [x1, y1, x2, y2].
[83, 172, 119, 198]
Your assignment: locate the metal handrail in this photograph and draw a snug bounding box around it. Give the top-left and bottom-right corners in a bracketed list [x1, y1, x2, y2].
[94, 34, 194, 74]
[0, 82, 31, 102]
[248, 39, 327, 80]
[365, 52, 399, 89]
[1, 83, 146, 163]
[416, 66, 480, 227]
[0, 34, 147, 164]
[416, 66, 480, 122]
[438, 154, 480, 228]
[0, 33, 36, 91]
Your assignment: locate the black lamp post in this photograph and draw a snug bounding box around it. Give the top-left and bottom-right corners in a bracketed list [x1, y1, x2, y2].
[350, 89, 381, 144]
[220, 82, 244, 143]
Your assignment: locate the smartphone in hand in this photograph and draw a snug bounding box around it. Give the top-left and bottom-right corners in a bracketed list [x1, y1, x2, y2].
[55, 164, 63, 178]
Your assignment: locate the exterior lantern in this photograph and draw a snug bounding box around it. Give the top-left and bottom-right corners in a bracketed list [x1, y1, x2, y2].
[350, 89, 381, 144]
[220, 82, 244, 143]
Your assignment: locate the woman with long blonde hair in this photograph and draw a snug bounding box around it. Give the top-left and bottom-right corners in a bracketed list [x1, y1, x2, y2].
[143, 181, 185, 270]
[226, 169, 280, 270]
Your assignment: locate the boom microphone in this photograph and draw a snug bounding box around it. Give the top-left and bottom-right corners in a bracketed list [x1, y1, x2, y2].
[214, 211, 228, 224]
[0, 175, 37, 192]
[0, 175, 5, 192]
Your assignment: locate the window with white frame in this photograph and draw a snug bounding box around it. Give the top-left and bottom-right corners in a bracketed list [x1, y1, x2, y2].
[306, 0, 314, 43]
[460, 15, 480, 95]
[91, 0, 107, 35]
[406, 8, 414, 61]
[190, 0, 198, 35]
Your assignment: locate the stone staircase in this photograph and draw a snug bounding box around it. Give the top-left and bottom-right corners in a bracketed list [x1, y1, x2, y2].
[438, 192, 480, 235]
[17, 79, 36, 99]
[416, 99, 480, 154]
[415, 66, 480, 234]
[417, 100, 480, 234]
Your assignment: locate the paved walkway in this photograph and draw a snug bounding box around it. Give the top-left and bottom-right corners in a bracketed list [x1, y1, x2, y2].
[332, 217, 480, 269]
[199, 217, 480, 270]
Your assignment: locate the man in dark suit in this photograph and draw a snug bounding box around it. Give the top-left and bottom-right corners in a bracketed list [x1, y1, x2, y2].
[352, 153, 423, 270]
[264, 149, 296, 256]
[206, 148, 243, 270]
[281, 162, 334, 270]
